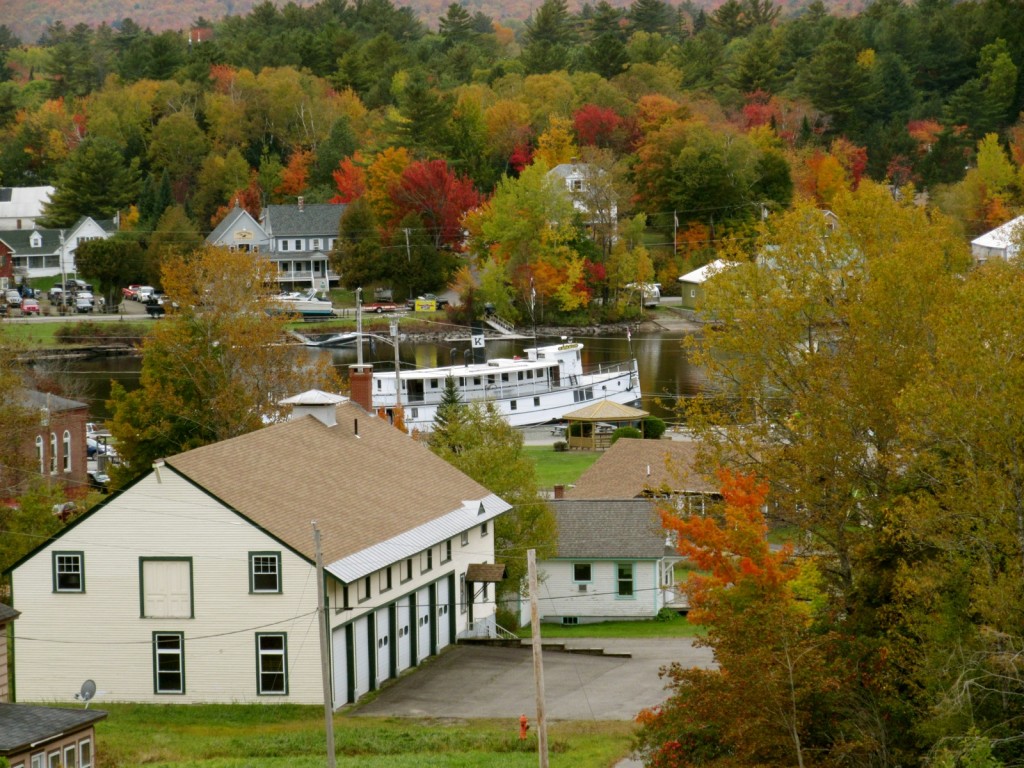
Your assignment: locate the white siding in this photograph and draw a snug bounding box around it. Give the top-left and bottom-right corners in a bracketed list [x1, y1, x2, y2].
[535, 559, 665, 623]
[11, 472, 324, 704]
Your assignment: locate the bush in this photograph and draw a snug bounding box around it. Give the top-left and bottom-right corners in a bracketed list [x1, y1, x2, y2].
[641, 415, 667, 439]
[55, 322, 146, 346]
[610, 426, 642, 444]
[553, 440, 568, 452]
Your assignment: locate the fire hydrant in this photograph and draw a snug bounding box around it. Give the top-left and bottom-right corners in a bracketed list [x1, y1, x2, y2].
[519, 714, 530, 740]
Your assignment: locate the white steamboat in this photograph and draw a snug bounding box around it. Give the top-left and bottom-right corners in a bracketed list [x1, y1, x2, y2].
[365, 340, 641, 433]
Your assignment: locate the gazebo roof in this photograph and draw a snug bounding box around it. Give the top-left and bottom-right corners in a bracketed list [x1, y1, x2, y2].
[563, 400, 649, 422]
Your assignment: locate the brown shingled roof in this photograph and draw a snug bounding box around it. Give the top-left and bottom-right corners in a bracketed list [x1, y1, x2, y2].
[566, 439, 718, 500]
[165, 400, 494, 566]
[465, 563, 507, 582]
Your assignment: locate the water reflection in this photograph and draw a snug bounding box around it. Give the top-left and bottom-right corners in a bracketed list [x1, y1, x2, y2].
[71, 331, 707, 422]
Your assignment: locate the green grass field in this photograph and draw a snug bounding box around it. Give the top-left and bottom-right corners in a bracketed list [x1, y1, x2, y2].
[90, 704, 635, 767]
[519, 614, 700, 639]
[522, 445, 600, 488]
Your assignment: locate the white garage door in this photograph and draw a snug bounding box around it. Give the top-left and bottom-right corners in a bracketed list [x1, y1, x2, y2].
[397, 595, 413, 672]
[416, 585, 432, 662]
[436, 577, 451, 649]
[331, 624, 349, 706]
[375, 605, 392, 686]
[353, 616, 371, 700]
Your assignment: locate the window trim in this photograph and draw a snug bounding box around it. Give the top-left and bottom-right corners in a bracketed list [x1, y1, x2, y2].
[379, 566, 393, 593]
[616, 562, 635, 599]
[442, 539, 452, 563]
[480, 521, 488, 537]
[139, 557, 195, 618]
[401, 558, 413, 583]
[63, 744, 77, 768]
[49, 432, 57, 474]
[357, 575, 371, 602]
[249, 551, 282, 594]
[152, 631, 185, 694]
[62, 429, 71, 472]
[78, 738, 93, 768]
[36, 435, 44, 473]
[255, 632, 289, 696]
[572, 562, 593, 583]
[52, 551, 84, 593]
[460, 530, 469, 547]
[421, 547, 433, 574]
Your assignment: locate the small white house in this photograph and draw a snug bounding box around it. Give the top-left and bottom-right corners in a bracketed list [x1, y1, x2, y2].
[6, 394, 510, 707]
[971, 214, 1024, 263]
[530, 499, 682, 626]
[0, 216, 116, 282]
[677, 259, 737, 311]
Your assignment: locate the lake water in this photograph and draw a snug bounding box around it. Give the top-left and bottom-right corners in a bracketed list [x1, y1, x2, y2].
[69, 330, 707, 423]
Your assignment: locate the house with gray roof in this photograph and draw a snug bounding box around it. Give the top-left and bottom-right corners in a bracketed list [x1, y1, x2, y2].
[205, 203, 269, 255]
[531, 499, 682, 625]
[5, 393, 511, 708]
[0, 216, 116, 283]
[260, 199, 344, 290]
[0, 603, 107, 768]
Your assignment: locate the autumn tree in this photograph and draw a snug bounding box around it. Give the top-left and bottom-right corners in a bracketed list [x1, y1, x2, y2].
[388, 159, 480, 249]
[73, 236, 147, 307]
[107, 246, 340, 483]
[682, 182, 973, 761]
[429, 401, 556, 594]
[637, 470, 846, 767]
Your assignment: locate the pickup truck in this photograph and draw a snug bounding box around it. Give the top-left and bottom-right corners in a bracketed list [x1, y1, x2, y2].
[405, 294, 450, 311]
[362, 301, 400, 314]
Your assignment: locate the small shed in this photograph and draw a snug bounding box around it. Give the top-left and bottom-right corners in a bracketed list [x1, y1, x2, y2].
[563, 401, 649, 451]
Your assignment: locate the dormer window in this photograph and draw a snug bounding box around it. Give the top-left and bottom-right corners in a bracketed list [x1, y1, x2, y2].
[30, 232, 42, 247]
[570, 179, 583, 192]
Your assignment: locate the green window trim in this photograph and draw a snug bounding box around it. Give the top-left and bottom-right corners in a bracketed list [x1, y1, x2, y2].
[616, 562, 635, 599]
[52, 551, 85, 593]
[152, 631, 185, 694]
[255, 632, 289, 696]
[138, 557, 195, 619]
[249, 551, 282, 594]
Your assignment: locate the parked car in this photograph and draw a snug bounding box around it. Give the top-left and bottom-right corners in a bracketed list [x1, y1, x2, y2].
[21, 298, 40, 315]
[123, 284, 142, 300]
[146, 298, 166, 318]
[362, 301, 400, 313]
[75, 295, 94, 313]
[6, 289, 22, 307]
[49, 286, 64, 303]
[135, 286, 155, 302]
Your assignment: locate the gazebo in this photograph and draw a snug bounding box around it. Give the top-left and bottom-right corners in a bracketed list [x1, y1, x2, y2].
[563, 400, 650, 451]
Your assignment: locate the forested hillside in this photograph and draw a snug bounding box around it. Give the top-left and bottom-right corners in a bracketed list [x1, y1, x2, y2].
[4, 0, 860, 47]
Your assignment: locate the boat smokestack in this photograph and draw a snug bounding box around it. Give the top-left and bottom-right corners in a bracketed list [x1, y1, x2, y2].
[349, 364, 373, 413]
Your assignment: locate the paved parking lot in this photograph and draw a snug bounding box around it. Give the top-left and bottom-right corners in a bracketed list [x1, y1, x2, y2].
[351, 637, 713, 721]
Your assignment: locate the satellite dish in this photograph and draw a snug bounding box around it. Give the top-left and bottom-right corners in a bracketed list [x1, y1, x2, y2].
[75, 679, 96, 708]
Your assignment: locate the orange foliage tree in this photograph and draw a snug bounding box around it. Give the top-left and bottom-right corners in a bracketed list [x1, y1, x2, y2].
[635, 470, 850, 768]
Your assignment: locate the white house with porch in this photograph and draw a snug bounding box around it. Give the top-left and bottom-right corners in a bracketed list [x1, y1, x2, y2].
[5, 393, 510, 707]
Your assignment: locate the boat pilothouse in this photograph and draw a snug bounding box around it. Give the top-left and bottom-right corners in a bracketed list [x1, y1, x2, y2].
[368, 341, 642, 433]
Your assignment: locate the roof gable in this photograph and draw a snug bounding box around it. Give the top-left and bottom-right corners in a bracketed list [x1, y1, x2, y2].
[165, 400, 501, 567]
[551, 499, 671, 559]
[567, 439, 718, 500]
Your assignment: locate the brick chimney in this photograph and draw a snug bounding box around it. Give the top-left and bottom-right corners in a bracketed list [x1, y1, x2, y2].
[0, 603, 20, 702]
[297, 196, 304, 212]
[553, 484, 565, 499]
[349, 364, 373, 413]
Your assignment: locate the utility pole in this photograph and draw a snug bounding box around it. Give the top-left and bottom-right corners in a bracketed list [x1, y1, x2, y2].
[313, 522, 337, 768]
[390, 317, 402, 409]
[527, 549, 549, 768]
[355, 287, 363, 366]
[403, 228, 412, 262]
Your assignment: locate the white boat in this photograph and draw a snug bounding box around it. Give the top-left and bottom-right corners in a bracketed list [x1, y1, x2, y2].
[367, 341, 641, 433]
[272, 289, 335, 318]
[294, 331, 359, 347]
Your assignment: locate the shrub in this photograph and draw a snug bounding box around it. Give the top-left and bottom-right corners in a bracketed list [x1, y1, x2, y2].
[553, 440, 568, 452]
[641, 415, 667, 439]
[610, 426, 642, 444]
[55, 322, 146, 346]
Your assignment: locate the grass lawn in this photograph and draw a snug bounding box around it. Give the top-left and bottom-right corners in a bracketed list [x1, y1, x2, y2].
[518, 614, 701, 640]
[92, 704, 635, 767]
[523, 445, 600, 488]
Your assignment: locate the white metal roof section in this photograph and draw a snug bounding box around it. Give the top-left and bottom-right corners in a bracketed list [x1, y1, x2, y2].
[972, 214, 1024, 252]
[325, 493, 511, 583]
[678, 258, 737, 285]
[280, 389, 347, 406]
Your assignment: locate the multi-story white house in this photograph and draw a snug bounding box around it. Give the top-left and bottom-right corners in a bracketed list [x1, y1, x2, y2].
[0, 216, 116, 282]
[206, 199, 344, 290]
[6, 392, 510, 707]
